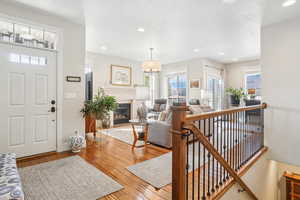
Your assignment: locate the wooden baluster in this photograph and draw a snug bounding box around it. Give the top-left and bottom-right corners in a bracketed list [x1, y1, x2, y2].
[171, 106, 188, 200]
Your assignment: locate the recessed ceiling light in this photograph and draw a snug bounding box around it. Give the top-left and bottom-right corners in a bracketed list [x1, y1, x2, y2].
[194, 49, 200, 52]
[100, 46, 107, 50]
[282, 0, 297, 7]
[137, 27, 145, 32]
[223, 0, 237, 4]
[219, 52, 225, 55]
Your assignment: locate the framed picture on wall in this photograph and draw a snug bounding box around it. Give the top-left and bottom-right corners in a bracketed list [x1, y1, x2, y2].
[110, 65, 132, 86]
[189, 79, 201, 89]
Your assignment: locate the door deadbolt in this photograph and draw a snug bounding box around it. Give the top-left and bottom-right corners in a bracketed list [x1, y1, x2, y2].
[51, 100, 56, 105]
[50, 107, 56, 113]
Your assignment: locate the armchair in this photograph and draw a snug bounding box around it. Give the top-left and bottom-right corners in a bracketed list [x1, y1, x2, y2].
[148, 99, 167, 119]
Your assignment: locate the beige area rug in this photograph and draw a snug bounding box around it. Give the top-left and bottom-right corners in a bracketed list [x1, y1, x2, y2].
[127, 143, 201, 189]
[19, 156, 123, 200]
[99, 126, 144, 146]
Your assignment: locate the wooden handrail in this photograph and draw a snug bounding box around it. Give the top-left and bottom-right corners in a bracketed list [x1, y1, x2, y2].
[185, 103, 267, 122]
[183, 123, 258, 200]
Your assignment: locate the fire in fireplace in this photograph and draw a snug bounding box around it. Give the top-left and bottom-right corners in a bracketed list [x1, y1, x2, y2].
[114, 103, 131, 125]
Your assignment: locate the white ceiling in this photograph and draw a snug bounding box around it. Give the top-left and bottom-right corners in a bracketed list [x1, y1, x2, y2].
[5, 0, 300, 64]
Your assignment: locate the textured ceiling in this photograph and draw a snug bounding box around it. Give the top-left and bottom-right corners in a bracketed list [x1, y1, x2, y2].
[5, 0, 300, 64]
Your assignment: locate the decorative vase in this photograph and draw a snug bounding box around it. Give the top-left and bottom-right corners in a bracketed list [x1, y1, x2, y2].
[69, 131, 85, 153]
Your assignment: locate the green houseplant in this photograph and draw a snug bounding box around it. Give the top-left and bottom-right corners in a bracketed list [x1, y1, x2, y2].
[226, 87, 245, 106]
[81, 88, 118, 129]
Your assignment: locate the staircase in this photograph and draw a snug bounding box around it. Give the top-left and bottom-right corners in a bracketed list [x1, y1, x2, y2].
[171, 104, 267, 200]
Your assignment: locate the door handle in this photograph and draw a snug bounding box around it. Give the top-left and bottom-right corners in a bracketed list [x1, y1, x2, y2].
[48, 107, 56, 113]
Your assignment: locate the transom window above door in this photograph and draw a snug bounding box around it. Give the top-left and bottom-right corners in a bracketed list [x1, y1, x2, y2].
[10, 53, 47, 66]
[0, 18, 57, 50]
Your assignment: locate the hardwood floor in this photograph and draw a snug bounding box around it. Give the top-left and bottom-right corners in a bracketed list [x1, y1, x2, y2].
[17, 132, 172, 200]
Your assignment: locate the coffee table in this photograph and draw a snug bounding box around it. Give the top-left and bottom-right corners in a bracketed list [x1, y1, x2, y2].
[129, 119, 154, 149]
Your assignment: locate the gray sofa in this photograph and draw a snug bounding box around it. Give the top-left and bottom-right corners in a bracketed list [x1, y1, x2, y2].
[0, 153, 24, 200]
[147, 103, 215, 149]
[148, 120, 172, 148]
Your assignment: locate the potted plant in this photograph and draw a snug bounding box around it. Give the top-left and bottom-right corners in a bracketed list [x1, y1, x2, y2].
[81, 88, 118, 129]
[226, 87, 245, 106]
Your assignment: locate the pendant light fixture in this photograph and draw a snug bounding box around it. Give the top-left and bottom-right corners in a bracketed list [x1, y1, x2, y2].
[142, 48, 161, 72]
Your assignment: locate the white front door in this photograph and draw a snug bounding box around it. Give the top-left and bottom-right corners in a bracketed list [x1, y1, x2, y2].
[0, 43, 57, 158]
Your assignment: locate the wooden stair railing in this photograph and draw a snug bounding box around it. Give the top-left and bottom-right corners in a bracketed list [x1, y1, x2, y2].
[171, 104, 267, 200]
[184, 124, 257, 200]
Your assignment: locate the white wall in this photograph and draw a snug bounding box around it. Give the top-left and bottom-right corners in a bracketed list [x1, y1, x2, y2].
[86, 52, 145, 120]
[221, 153, 278, 200]
[86, 51, 144, 96]
[262, 16, 300, 166]
[160, 58, 225, 102]
[0, 1, 86, 152]
[225, 60, 261, 89]
[86, 52, 144, 100]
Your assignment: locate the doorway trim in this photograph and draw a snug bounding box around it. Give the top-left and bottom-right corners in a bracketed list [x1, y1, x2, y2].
[0, 13, 64, 152]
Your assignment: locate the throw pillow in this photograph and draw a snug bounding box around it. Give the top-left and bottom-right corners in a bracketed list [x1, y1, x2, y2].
[200, 105, 214, 112]
[158, 111, 167, 121]
[189, 105, 203, 114]
[153, 104, 160, 112]
[159, 104, 166, 112]
[166, 110, 173, 124]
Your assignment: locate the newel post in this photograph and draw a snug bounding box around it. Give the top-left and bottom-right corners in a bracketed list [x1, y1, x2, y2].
[171, 106, 188, 200]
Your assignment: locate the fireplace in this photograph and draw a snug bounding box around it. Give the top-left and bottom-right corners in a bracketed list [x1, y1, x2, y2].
[114, 103, 131, 125]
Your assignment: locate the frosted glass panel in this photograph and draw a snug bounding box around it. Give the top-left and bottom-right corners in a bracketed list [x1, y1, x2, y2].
[0, 21, 13, 33]
[10, 53, 20, 63]
[39, 57, 47, 66]
[15, 24, 29, 36]
[31, 28, 43, 41]
[31, 56, 39, 65]
[44, 31, 56, 49]
[21, 55, 30, 64]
